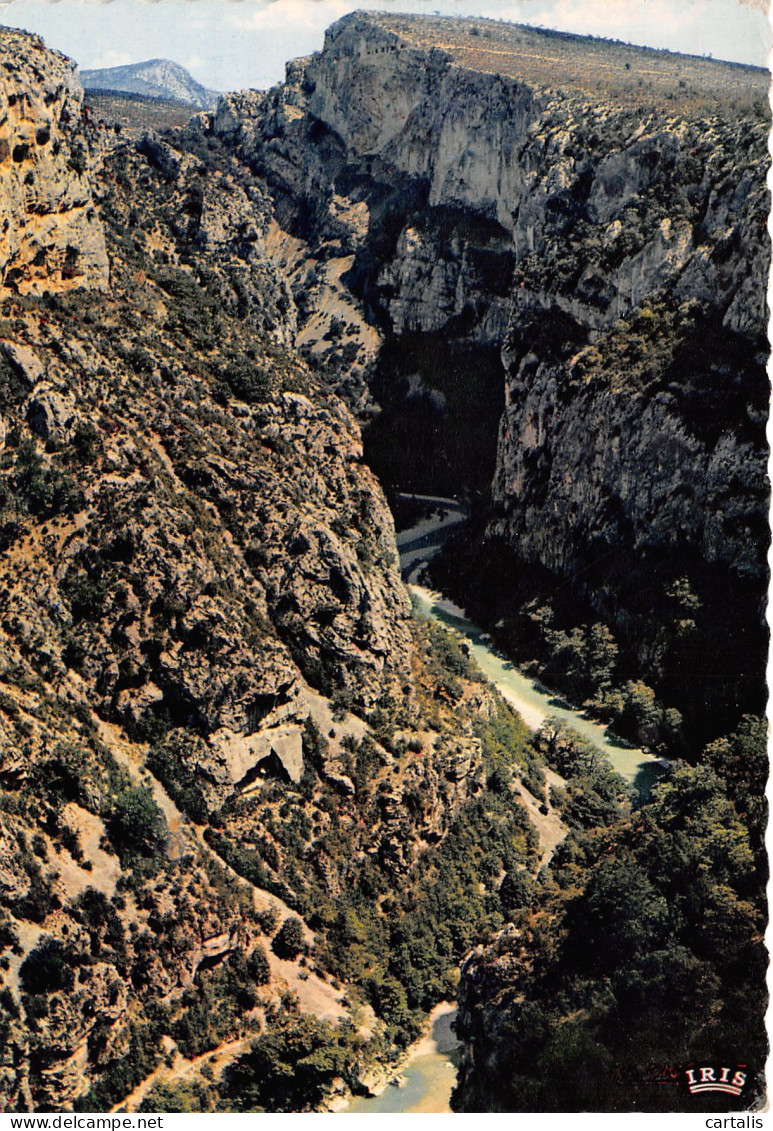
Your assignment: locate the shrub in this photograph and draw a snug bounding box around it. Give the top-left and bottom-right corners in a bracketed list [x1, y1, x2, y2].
[11, 438, 84, 517]
[107, 785, 168, 863]
[69, 421, 103, 465]
[217, 358, 272, 404]
[69, 887, 126, 961]
[20, 936, 76, 995]
[247, 943, 271, 985]
[272, 916, 305, 959]
[147, 741, 209, 824]
[61, 567, 110, 623]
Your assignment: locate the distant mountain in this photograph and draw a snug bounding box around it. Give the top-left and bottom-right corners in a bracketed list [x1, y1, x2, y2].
[79, 58, 219, 109]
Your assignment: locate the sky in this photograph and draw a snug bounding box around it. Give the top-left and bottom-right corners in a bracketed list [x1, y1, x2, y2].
[0, 0, 767, 92]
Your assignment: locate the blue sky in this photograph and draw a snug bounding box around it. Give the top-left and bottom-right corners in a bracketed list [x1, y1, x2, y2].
[0, 0, 768, 91]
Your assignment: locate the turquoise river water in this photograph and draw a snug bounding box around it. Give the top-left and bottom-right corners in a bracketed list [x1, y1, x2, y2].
[341, 501, 666, 1113]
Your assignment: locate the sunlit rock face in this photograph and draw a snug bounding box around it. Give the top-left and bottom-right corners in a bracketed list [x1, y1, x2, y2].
[209, 11, 768, 704]
[0, 28, 108, 296]
[0, 11, 767, 1111]
[0, 23, 500, 1110]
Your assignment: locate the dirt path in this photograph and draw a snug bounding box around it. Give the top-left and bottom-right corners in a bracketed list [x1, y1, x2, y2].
[112, 1035, 252, 1113]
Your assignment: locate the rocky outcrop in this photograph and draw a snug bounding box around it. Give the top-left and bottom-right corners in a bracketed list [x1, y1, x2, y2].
[26, 961, 128, 1107]
[206, 13, 767, 348]
[0, 25, 506, 1111]
[201, 12, 768, 717]
[491, 106, 770, 582]
[0, 12, 767, 1113]
[201, 43, 519, 352]
[0, 28, 108, 296]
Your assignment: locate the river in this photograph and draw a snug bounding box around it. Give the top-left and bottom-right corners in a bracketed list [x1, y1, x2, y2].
[397, 496, 665, 789]
[341, 498, 665, 1114]
[342, 1003, 459, 1115]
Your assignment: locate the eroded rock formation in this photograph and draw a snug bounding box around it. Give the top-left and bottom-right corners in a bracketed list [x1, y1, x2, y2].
[0, 23, 530, 1110]
[0, 10, 767, 1113]
[196, 11, 768, 723]
[0, 28, 108, 296]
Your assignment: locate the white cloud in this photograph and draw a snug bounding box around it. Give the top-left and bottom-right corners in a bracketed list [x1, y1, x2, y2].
[226, 0, 349, 32]
[0, 0, 766, 86]
[88, 47, 133, 66]
[531, 0, 691, 36]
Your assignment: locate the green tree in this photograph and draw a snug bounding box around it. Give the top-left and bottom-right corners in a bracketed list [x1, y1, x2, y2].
[20, 936, 76, 994]
[247, 943, 271, 985]
[221, 1015, 359, 1112]
[611, 680, 682, 747]
[543, 622, 618, 704]
[11, 437, 84, 517]
[703, 715, 767, 853]
[108, 785, 167, 862]
[583, 623, 618, 697]
[69, 887, 126, 961]
[568, 853, 670, 969]
[365, 971, 410, 1028]
[272, 916, 305, 959]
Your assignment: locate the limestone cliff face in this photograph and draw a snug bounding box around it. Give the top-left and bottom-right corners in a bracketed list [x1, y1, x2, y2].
[494, 331, 768, 586]
[202, 20, 769, 1116]
[213, 12, 768, 347]
[304, 17, 536, 231]
[205, 12, 768, 695]
[491, 107, 769, 592]
[0, 12, 768, 1112]
[201, 29, 521, 352]
[0, 27, 108, 296]
[0, 28, 502, 1110]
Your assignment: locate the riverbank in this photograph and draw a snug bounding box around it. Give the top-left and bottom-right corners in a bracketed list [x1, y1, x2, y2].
[395, 499, 666, 788]
[331, 504, 663, 1115]
[339, 1002, 459, 1115]
[409, 577, 664, 788]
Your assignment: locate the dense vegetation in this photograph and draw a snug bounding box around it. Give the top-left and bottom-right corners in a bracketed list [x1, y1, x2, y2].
[454, 715, 768, 1112]
[208, 621, 543, 1046]
[431, 522, 766, 755]
[0, 12, 767, 1116]
[0, 135, 555, 1108]
[534, 721, 632, 827]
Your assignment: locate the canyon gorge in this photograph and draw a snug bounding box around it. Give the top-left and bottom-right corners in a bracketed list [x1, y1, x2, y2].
[0, 11, 767, 1113]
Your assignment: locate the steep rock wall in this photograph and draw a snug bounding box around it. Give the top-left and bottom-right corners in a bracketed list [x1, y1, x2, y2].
[492, 106, 769, 588]
[0, 27, 516, 1110]
[0, 27, 108, 295]
[204, 13, 768, 699]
